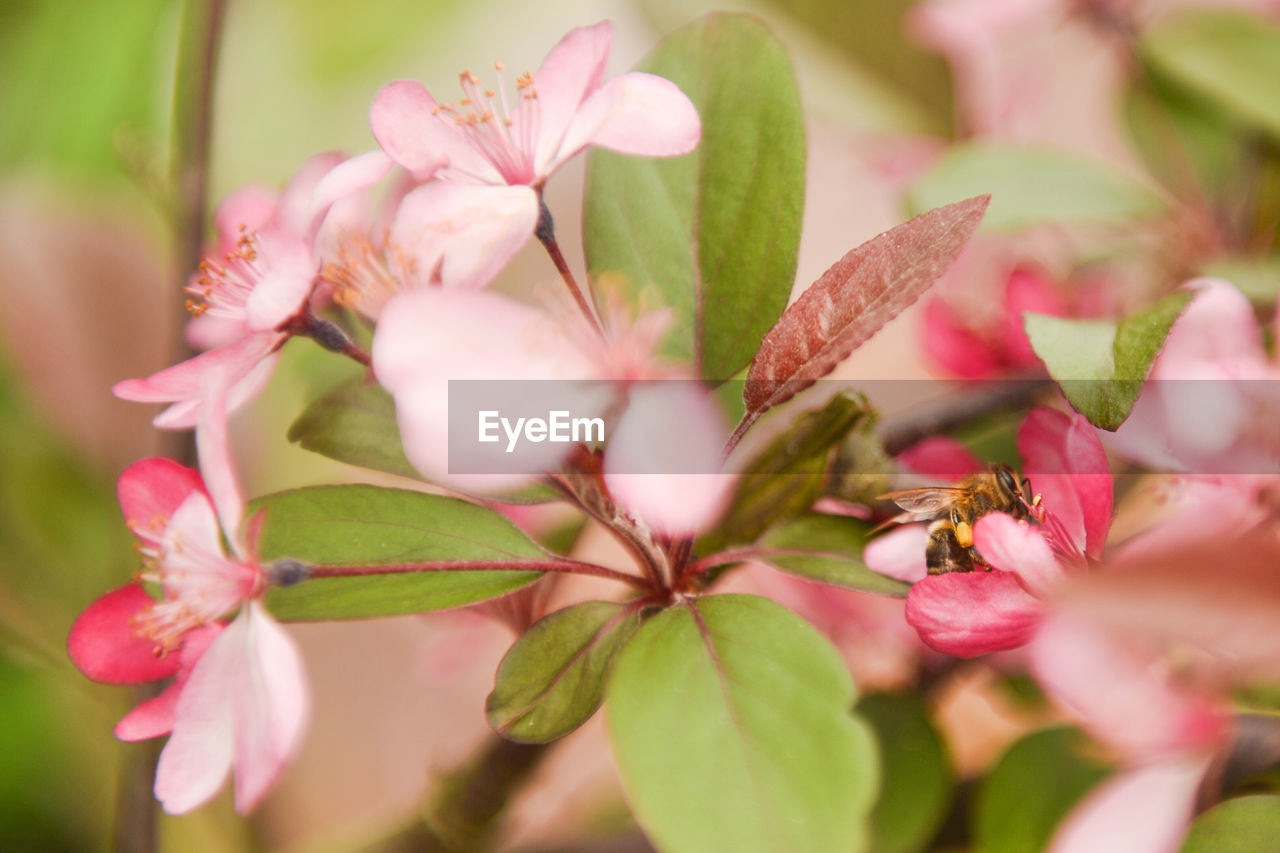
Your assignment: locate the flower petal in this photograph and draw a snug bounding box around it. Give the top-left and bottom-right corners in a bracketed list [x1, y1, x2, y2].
[213, 185, 277, 242]
[117, 458, 205, 542]
[308, 149, 393, 237]
[68, 584, 180, 684]
[195, 370, 245, 549]
[243, 238, 315, 332]
[372, 288, 600, 490]
[863, 524, 930, 583]
[549, 72, 701, 174]
[1047, 757, 1211, 853]
[370, 80, 492, 180]
[1019, 408, 1112, 557]
[113, 332, 281, 429]
[973, 512, 1064, 596]
[923, 296, 1003, 378]
[230, 603, 309, 814]
[603, 383, 732, 537]
[154, 617, 241, 814]
[897, 436, 986, 479]
[905, 570, 1042, 656]
[274, 150, 346, 237]
[389, 181, 539, 290]
[530, 21, 612, 175]
[1029, 613, 1229, 758]
[115, 682, 182, 741]
[1001, 267, 1065, 366]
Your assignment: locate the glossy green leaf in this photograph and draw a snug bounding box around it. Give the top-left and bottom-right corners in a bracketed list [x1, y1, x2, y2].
[1024, 293, 1191, 430]
[584, 13, 805, 381]
[288, 376, 419, 479]
[486, 601, 643, 743]
[703, 390, 874, 551]
[1181, 795, 1280, 853]
[255, 486, 543, 620]
[907, 145, 1166, 230]
[760, 514, 910, 597]
[859, 693, 953, 853]
[974, 727, 1112, 853]
[1142, 11, 1280, 143]
[607, 594, 878, 853]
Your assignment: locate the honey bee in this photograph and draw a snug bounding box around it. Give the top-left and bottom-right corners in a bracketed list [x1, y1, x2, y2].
[878, 464, 1034, 574]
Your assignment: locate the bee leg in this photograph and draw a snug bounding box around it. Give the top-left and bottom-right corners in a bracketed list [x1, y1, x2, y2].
[926, 520, 974, 574]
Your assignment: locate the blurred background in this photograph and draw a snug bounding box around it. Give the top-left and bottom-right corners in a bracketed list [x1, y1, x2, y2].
[2, 0, 1277, 850]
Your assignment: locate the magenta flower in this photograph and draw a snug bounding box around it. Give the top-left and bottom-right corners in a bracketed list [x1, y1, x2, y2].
[924, 266, 1067, 378]
[68, 457, 308, 814]
[369, 20, 701, 289]
[866, 408, 1114, 656]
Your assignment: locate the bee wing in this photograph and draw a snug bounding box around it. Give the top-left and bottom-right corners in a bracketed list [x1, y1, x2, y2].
[876, 487, 966, 517]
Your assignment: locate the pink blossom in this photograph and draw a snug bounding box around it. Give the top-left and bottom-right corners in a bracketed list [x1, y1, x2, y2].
[369, 21, 701, 289]
[114, 151, 383, 429]
[1108, 278, 1280, 474]
[67, 456, 308, 814]
[372, 286, 732, 534]
[868, 408, 1114, 657]
[925, 266, 1067, 378]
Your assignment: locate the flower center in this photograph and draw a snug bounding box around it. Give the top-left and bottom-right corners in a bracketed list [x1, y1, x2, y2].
[185, 226, 263, 321]
[323, 235, 402, 320]
[130, 532, 261, 654]
[431, 62, 540, 185]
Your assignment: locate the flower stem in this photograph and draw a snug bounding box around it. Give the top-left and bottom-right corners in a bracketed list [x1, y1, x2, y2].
[534, 198, 602, 333]
[307, 557, 647, 589]
[124, 1, 226, 848]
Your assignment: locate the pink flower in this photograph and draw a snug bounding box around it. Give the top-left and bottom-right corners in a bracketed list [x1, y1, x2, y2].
[114, 151, 384, 429]
[924, 266, 1068, 378]
[372, 287, 732, 535]
[866, 408, 1114, 656]
[1108, 278, 1280, 474]
[369, 21, 701, 289]
[68, 457, 308, 814]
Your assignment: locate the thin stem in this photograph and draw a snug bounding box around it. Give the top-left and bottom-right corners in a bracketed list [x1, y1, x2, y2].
[121, 2, 226, 850]
[306, 557, 646, 589]
[534, 199, 601, 333]
[878, 376, 1051, 457]
[723, 411, 758, 461]
[544, 474, 668, 593]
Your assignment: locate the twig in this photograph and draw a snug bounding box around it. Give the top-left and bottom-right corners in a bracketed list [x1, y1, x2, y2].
[878, 377, 1052, 457]
[534, 198, 601, 333]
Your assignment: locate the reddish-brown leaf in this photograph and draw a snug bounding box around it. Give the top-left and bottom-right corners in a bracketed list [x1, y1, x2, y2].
[743, 195, 989, 416]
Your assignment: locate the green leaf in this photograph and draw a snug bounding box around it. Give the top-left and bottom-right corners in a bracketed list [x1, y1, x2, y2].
[583, 13, 805, 381]
[607, 594, 878, 853]
[1142, 11, 1280, 143]
[703, 390, 874, 551]
[1181, 795, 1280, 853]
[486, 601, 643, 743]
[906, 145, 1166, 230]
[254, 486, 543, 620]
[974, 727, 1112, 853]
[1024, 293, 1191, 430]
[858, 693, 953, 853]
[288, 376, 420, 479]
[760, 514, 910, 597]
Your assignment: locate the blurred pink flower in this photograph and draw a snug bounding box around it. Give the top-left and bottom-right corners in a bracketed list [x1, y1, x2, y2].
[867, 408, 1114, 656]
[68, 456, 308, 814]
[924, 266, 1067, 378]
[372, 286, 732, 534]
[369, 21, 701, 289]
[1108, 278, 1280, 474]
